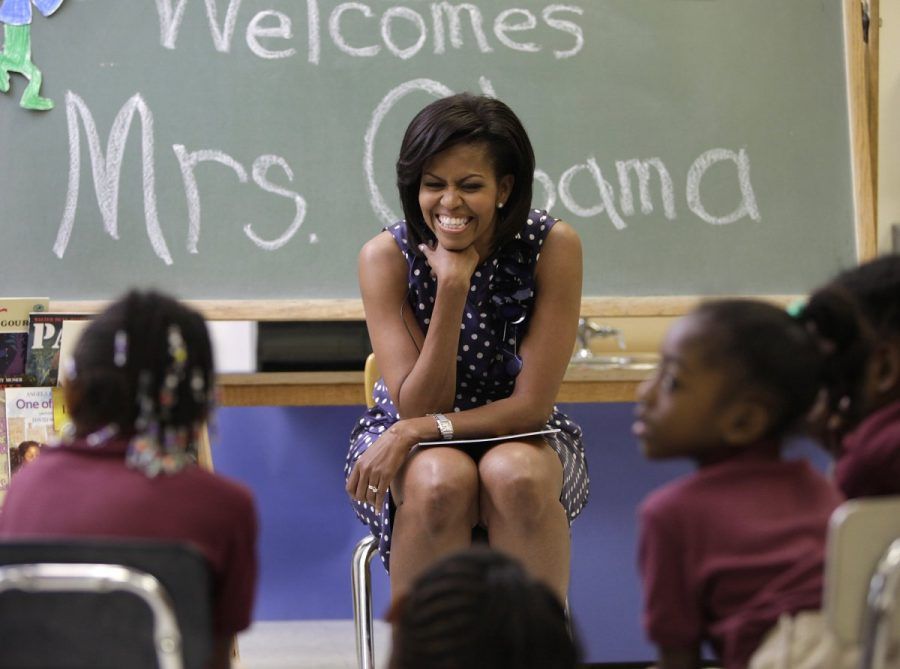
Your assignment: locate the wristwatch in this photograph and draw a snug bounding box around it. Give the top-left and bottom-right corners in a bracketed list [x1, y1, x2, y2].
[428, 413, 454, 441]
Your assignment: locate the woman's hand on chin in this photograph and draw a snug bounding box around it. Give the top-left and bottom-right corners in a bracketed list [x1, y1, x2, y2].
[418, 241, 480, 288]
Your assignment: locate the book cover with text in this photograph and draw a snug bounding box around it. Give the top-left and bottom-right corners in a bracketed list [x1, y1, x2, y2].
[52, 387, 72, 436]
[0, 390, 10, 505]
[0, 298, 49, 387]
[57, 319, 90, 388]
[23, 312, 91, 387]
[4, 387, 55, 477]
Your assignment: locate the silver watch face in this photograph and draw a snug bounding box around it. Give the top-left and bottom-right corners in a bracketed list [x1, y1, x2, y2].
[433, 414, 453, 439]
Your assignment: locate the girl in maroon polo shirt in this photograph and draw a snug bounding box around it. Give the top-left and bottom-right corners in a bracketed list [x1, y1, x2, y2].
[0, 290, 258, 669]
[634, 299, 844, 669]
[800, 254, 900, 498]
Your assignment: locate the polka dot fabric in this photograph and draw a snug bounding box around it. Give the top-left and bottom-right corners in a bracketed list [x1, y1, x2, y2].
[345, 211, 590, 571]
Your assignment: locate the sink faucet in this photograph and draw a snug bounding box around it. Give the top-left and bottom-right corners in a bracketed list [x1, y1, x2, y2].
[573, 318, 624, 360]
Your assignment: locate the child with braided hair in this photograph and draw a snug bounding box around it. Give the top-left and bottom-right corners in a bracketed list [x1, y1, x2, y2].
[387, 545, 580, 669]
[634, 299, 845, 669]
[799, 253, 900, 498]
[0, 289, 258, 669]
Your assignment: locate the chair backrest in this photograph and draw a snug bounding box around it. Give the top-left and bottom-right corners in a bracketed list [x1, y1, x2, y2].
[823, 496, 900, 654]
[0, 539, 213, 669]
[364, 352, 380, 409]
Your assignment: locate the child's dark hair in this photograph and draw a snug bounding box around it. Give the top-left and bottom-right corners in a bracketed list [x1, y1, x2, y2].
[812, 254, 900, 338]
[68, 290, 214, 439]
[693, 299, 825, 437]
[799, 254, 900, 420]
[396, 93, 536, 253]
[388, 546, 578, 669]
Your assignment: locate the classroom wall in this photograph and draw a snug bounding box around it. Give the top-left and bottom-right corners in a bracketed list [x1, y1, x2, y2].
[879, 3, 900, 251]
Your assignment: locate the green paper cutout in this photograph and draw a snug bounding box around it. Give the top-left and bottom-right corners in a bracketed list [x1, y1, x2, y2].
[0, 23, 52, 110]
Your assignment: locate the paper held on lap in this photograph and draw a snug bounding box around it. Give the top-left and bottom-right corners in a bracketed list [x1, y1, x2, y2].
[417, 429, 561, 447]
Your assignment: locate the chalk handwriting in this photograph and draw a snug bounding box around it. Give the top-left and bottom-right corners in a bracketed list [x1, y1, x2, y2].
[364, 78, 454, 226]
[173, 145, 249, 254]
[154, 1, 585, 61]
[558, 158, 626, 230]
[616, 159, 676, 220]
[246, 11, 296, 59]
[367, 79, 760, 231]
[686, 148, 760, 225]
[173, 146, 307, 251]
[432, 3, 493, 54]
[52, 80, 760, 264]
[246, 155, 307, 251]
[55, 91, 173, 265]
[156, 0, 243, 52]
[381, 7, 429, 60]
[55, 93, 306, 263]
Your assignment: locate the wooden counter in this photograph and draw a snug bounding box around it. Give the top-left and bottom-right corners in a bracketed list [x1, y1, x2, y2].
[217, 365, 651, 407]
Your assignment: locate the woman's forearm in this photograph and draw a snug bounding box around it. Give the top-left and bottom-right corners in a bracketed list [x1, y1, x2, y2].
[423, 393, 553, 442]
[395, 277, 469, 416]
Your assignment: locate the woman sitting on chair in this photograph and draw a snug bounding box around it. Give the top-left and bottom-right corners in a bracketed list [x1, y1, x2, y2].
[345, 93, 587, 602]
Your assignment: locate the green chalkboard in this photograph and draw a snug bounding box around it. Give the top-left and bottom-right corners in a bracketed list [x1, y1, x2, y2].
[0, 0, 867, 313]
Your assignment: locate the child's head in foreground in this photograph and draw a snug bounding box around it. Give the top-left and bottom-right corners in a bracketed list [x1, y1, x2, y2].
[799, 254, 900, 443]
[387, 546, 579, 669]
[63, 289, 214, 474]
[634, 299, 824, 463]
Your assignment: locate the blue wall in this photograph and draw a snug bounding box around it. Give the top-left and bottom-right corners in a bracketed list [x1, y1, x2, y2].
[212, 402, 828, 663]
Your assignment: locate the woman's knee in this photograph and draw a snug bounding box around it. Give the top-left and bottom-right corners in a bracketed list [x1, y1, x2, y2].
[478, 445, 562, 525]
[397, 450, 479, 531]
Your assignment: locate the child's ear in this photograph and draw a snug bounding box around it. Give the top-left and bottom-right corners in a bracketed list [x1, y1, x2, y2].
[721, 398, 771, 446]
[872, 340, 900, 395]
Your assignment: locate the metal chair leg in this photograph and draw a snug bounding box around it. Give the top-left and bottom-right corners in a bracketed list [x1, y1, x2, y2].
[351, 534, 379, 669]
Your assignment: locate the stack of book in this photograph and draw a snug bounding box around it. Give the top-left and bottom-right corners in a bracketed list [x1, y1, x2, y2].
[0, 298, 90, 505]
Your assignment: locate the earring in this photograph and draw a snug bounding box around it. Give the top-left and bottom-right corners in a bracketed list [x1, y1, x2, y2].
[497, 201, 504, 209]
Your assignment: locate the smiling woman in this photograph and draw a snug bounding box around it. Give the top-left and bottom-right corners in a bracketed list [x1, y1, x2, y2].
[344, 93, 588, 606]
[418, 143, 511, 258]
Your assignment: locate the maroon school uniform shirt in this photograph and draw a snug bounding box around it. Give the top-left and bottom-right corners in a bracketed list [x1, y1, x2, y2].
[638, 445, 843, 669]
[0, 436, 258, 636]
[835, 400, 900, 498]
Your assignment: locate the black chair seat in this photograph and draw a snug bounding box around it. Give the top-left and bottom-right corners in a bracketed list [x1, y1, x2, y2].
[0, 539, 213, 669]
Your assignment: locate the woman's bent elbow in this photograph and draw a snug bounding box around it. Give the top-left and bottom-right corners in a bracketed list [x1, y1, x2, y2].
[514, 401, 555, 433]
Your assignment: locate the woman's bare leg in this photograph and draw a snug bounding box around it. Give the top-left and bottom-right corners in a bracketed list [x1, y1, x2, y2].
[389, 446, 480, 600]
[478, 439, 570, 602]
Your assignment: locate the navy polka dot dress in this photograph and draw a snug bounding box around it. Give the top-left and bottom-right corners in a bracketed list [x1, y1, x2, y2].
[345, 210, 589, 571]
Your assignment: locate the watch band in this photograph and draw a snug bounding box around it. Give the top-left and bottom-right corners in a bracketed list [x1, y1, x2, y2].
[428, 413, 454, 441]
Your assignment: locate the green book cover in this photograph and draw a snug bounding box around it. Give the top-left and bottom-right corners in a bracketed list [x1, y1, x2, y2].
[0, 297, 49, 387]
[22, 312, 91, 387]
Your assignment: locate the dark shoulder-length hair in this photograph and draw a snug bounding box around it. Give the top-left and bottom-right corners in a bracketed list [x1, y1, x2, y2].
[396, 93, 535, 253]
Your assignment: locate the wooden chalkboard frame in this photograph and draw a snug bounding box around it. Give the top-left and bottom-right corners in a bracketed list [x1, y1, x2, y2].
[46, 0, 875, 322]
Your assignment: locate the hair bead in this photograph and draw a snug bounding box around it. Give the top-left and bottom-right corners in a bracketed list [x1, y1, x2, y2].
[113, 330, 128, 367]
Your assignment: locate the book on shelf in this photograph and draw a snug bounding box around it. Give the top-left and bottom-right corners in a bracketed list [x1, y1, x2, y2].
[57, 319, 90, 387]
[4, 386, 57, 477]
[23, 312, 91, 387]
[52, 387, 72, 436]
[0, 297, 50, 387]
[0, 390, 10, 505]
